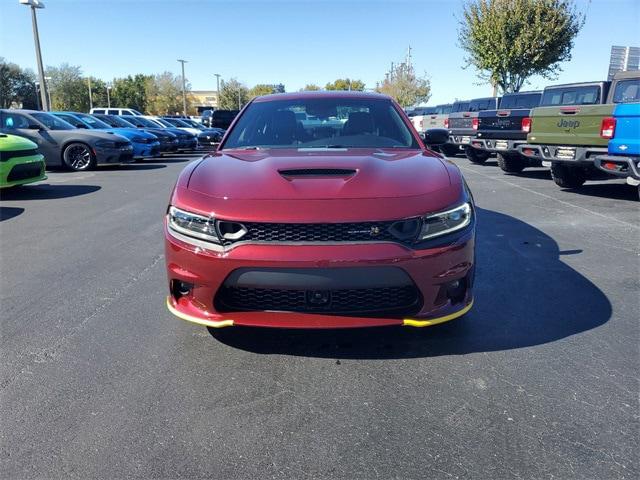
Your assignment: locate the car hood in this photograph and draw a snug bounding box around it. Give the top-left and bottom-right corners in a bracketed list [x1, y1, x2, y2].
[187, 148, 452, 200]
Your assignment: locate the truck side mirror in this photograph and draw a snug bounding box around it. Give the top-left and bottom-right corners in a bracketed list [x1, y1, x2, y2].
[423, 128, 449, 146]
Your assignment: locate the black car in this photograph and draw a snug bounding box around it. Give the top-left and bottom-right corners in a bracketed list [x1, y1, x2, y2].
[94, 114, 179, 154]
[201, 109, 239, 129]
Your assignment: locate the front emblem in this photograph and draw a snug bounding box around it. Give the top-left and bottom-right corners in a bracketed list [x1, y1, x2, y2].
[619, 145, 628, 151]
[306, 291, 331, 306]
[370, 226, 381, 236]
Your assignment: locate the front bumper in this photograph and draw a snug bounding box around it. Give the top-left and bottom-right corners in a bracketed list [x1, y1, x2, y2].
[177, 138, 198, 151]
[594, 155, 640, 184]
[0, 154, 47, 188]
[517, 144, 607, 165]
[164, 223, 475, 329]
[94, 145, 135, 165]
[133, 141, 161, 158]
[447, 131, 475, 149]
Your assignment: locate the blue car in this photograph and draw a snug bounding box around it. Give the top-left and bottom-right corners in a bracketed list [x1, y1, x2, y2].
[52, 112, 161, 159]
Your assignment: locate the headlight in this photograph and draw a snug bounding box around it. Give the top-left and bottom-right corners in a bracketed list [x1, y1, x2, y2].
[95, 140, 116, 148]
[168, 206, 221, 244]
[419, 203, 472, 240]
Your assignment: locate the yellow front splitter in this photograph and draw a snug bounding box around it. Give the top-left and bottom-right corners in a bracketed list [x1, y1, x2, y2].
[166, 297, 234, 328]
[403, 300, 473, 327]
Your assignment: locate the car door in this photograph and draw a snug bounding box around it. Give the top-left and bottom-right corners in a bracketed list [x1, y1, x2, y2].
[0, 112, 60, 166]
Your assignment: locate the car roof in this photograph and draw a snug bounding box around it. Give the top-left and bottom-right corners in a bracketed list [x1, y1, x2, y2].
[544, 81, 608, 90]
[613, 70, 640, 80]
[251, 90, 391, 103]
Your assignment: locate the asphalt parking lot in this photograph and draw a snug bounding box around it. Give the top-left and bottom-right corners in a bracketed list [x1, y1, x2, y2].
[1, 153, 638, 479]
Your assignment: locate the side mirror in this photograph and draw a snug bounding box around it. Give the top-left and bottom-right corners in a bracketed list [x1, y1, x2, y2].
[422, 128, 449, 146]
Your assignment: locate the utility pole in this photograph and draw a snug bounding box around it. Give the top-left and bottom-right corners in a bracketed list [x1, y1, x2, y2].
[87, 77, 93, 109]
[214, 73, 221, 108]
[34, 81, 41, 110]
[20, 0, 48, 111]
[106, 83, 111, 108]
[44, 76, 52, 110]
[177, 59, 188, 116]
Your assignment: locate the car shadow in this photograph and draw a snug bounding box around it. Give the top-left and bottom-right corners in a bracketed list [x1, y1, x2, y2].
[209, 207, 612, 359]
[561, 182, 637, 202]
[0, 184, 101, 200]
[0, 206, 25, 221]
[99, 164, 167, 171]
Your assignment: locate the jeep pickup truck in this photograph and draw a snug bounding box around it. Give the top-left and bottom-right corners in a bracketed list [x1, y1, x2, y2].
[595, 101, 640, 198]
[439, 100, 470, 156]
[446, 97, 500, 162]
[518, 71, 640, 188]
[468, 91, 542, 173]
[410, 104, 452, 137]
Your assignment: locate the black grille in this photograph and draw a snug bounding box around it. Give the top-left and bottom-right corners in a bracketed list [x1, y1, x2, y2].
[7, 162, 42, 182]
[279, 168, 356, 177]
[215, 285, 421, 316]
[217, 219, 421, 246]
[0, 149, 39, 162]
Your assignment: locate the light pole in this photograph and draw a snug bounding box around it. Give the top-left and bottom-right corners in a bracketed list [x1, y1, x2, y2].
[44, 76, 52, 109]
[106, 83, 112, 108]
[87, 77, 93, 109]
[34, 81, 41, 110]
[214, 73, 221, 108]
[177, 59, 188, 116]
[20, 0, 48, 111]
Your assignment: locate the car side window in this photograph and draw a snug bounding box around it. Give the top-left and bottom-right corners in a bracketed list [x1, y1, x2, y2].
[2, 113, 30, 130]
[108, 109, 119, 115]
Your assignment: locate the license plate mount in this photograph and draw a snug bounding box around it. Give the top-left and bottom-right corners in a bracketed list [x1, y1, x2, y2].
[556, 147, 576, 160]
[495, 141, 508, 150]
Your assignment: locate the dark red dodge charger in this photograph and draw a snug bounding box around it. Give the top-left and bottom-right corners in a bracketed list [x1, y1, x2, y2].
[165, 91, 475, 329]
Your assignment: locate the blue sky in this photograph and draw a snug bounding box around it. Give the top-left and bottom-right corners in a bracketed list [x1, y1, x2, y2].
[1, 0, 639, 104]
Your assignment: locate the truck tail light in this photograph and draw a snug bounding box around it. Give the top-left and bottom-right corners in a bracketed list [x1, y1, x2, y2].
[521, 117, 532, 133]
[472, 118, 478, 130]
[444, 118, 449, 129]
[600, 117, 616, 139]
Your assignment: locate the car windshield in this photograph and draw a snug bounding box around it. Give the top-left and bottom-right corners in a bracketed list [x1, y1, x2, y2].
[153, 118, 174, 128]
[540, 86, 601, 106]
[54, 114, 86, 128]
[31, 113, 74, 130]
[99, 115, 134, 128]
[126, 116, 159, 128]
[222, 96, 419, 150]
[612, 79, 640, 103]
[75, 113, 111, 129]
[165, 118, 190, 127]
[468, 98, 497, 112]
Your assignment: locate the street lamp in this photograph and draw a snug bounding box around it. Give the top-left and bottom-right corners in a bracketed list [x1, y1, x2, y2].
[177, 59, 188, 116]
[214, 73, 221, 108]
[20, 0, 48, 111]
[44, 76, 52, 109]
[106, 82, 112, 108]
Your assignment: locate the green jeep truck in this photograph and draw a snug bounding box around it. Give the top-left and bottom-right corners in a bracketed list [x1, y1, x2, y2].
[518, 71, 640, 188]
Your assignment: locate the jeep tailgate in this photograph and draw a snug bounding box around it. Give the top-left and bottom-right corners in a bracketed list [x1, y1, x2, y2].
[528, 105, 614, 146]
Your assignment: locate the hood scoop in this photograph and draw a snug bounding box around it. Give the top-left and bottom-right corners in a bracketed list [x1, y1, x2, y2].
[279, 168, 357, 178]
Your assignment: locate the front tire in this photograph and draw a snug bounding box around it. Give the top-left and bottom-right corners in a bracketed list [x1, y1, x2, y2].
[465, 147, 490, 164]
[62, 143, 96, 171]
[550, 162, 586, 189]
[497, 153, 525, 173]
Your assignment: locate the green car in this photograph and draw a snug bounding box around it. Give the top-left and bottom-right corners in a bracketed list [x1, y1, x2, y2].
[0, 133, 47, 188]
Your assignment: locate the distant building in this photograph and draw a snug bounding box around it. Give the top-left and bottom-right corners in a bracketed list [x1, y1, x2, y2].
[608, 46, 640, 80]
[191, 90, 218, 109]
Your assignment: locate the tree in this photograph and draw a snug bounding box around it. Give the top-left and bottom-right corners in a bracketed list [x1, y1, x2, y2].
[145, 71, 192, 115]
[45, 63, 92, 111]
[111, 74, 150, 112]
[87, 77, 108, 109]
[376, 63, 431, 107]
[0, 58, 38, 109]
[325, 78, 365, 91]
[302, 84, 321, 91]
[218, 78, 249, 110]
[458, 0, 585, 93]
[248, 84, 276, 99]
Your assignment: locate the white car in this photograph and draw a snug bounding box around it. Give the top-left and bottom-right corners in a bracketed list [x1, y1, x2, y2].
[90, 107, 143, 116]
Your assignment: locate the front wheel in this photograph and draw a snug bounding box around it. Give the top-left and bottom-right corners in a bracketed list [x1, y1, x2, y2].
[465, 146, 490, 164]
[550, 162, 586, 189]
[62, 143, 96, 171]
[497, 153, 525, 173]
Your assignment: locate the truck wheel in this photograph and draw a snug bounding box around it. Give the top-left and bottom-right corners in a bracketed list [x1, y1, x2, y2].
[550, 163, 586, 189]
[62, 143, 96, 171]
[465, 147, 490, 164]
[497, 153, 525, 173]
